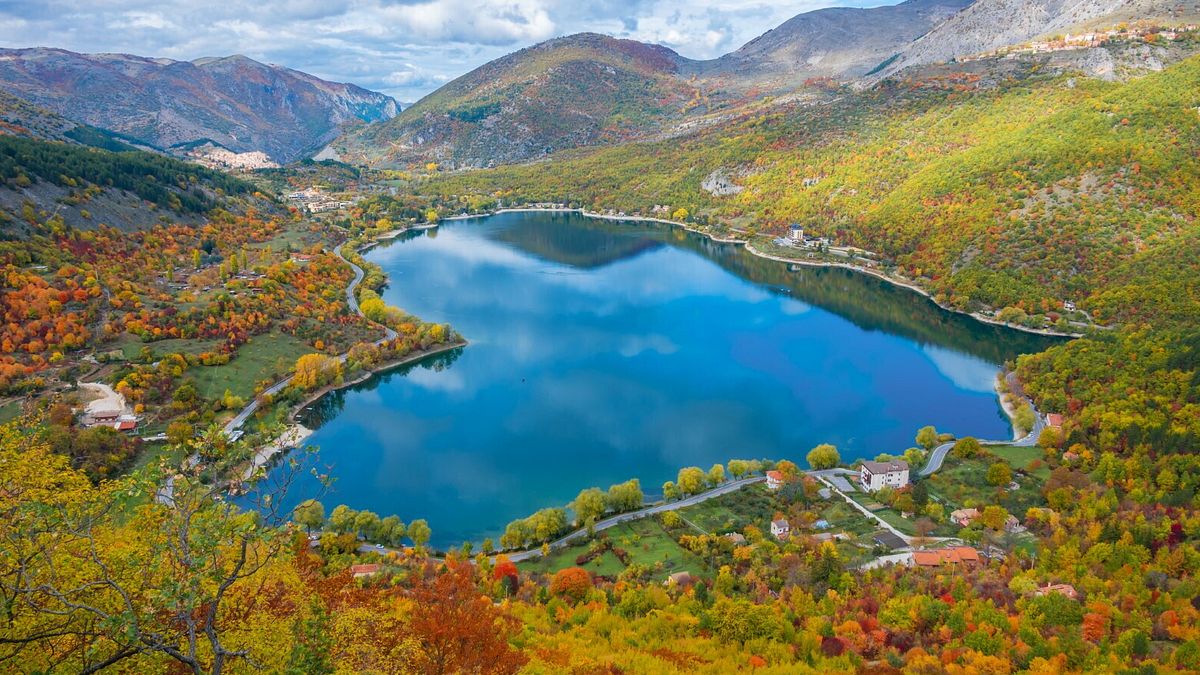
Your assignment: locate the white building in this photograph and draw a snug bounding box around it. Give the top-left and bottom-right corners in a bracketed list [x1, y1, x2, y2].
[770, 518, 791, 540]
[789, 225, 804, 243]
[766, 470, 784, 490]
[859, 460, 910, 492]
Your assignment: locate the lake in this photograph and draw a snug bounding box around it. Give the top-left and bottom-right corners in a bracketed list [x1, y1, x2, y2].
[265, 211, 1057, 548]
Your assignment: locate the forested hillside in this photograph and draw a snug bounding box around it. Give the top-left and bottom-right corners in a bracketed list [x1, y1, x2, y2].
[428, 50, 1200, 319]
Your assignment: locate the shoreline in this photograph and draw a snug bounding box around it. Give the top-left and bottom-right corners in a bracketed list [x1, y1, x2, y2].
[288, 338, 468, 423]
[993, 374, 1024, 442]
[444, 206, 1084, 339]
[233, 339, 468, 482]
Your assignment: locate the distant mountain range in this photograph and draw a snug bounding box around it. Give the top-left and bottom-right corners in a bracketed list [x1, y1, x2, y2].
[0, 0, 1192, 170]
[330, 0, 977, 167]
[333, 0, 1195, 168]
[688, 0, 974, 88]
[0, 48, 399, 162]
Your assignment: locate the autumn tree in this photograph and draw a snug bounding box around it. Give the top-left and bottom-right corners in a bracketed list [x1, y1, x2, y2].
[571, 487, 607, 526]
[952, 437, 984, 459]
[987, 462, 1013, 486]
[677, 466, 707, 495]
[405, 562, 526, 674]
[605, 478, 643, 512]
[916, 425, 940, 451]
[807, 444, 841, 469]
[550, 567, 593, 603]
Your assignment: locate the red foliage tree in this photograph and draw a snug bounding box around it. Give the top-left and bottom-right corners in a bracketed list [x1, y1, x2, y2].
[407, 562, 526, 674]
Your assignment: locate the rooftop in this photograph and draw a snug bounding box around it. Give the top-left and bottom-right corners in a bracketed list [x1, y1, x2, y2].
[861, 459, 909, 473]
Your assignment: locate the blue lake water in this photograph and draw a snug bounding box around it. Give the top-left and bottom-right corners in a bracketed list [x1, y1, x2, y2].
[265, 211, 1056, 547]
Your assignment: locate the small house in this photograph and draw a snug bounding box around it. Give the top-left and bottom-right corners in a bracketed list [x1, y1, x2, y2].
[859, 460, 910, 492]
[788, 225, 804, 243]
[724, 532, 747, 545]
[665, 571, 695, 588]
[912, 547, 981, 568]
[770, 518, 791, 540]
[873, 531, 908, 551]
[766, 470, 785, 490]
[350, 563, 381, 579]
[1046, 413, 1064, 430]
[950, 508, 980, 527]
[1063, 300, 1076, 312]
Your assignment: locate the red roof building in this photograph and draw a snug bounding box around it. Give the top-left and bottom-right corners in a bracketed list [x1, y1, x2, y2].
[350, 563, 381, 579]
[912, 547, 981, 567]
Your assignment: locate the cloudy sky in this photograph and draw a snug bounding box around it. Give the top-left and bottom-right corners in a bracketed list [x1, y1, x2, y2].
[0, 0, 891, 103]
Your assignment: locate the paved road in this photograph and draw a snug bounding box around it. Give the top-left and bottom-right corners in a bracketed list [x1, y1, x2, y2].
[917, 373, 1045, 477]
[504, 476, 767, 562]
[220, 243, 395, 437]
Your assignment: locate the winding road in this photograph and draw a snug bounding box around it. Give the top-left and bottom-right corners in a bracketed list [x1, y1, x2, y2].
[220, 243, 395, 437]
[161, 242, 399, 505]
[917, 372, 1045, 477]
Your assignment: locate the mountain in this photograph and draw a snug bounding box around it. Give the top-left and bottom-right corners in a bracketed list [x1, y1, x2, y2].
[0, 48, 400, 162]
[688, 0, 974, 89]
[333, 0, 981, 169]
[871, 0, 1197, 79]
[330, 33, 702, 168]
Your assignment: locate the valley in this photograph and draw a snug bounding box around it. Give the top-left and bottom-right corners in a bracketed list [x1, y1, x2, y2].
[0, 0, 1199, 671]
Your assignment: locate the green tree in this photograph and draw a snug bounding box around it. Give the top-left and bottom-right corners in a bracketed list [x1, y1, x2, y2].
[328, 504, 356, 534]
[571, 487, 607, 526]
[292, 499, 325, 534]
[916, 425, 939, 451]
[354, 510, 382, 541]
[285, 600, 334, 675]
[379, 515, 406, 547]
[912, 480, 929, 508]
[987, 462, 1013, 487]
[408, 519, 432, 549]
[806, 444, 841, 470]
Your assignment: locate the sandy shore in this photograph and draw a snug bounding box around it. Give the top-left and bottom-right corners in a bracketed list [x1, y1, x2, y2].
[242, 424, 315, 481]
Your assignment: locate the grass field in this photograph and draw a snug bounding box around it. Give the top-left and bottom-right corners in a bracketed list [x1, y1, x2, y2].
[925, 455, 1047, 516]
[675, 485, 778, 534]
[0, 400, 22, 424]
[520, 515, 709, 581]
[989, 444, 1050, 479]
[114, 335, 223, 361]
[186, 332, 313, 401]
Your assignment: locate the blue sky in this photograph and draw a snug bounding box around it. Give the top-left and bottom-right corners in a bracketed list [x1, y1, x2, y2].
[0, 0, 894, 103]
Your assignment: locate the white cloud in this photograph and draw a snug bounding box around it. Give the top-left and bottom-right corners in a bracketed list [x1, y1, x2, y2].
[0, 0, 898, 101]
